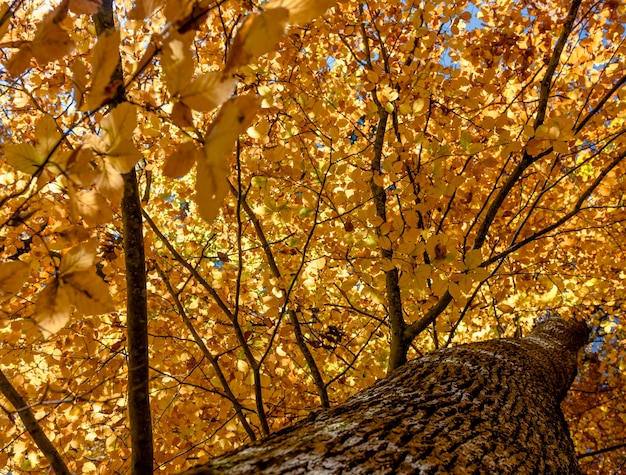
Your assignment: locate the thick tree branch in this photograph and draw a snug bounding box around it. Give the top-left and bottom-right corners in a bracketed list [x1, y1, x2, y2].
[0, 369, 70, 475]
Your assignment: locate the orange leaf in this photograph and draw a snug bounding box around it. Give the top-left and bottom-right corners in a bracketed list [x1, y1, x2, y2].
[179, 72, 236, 112]
[4, 143, 43, 174]
[195, 149, 230, 223]
[266, 0, 337, 25]
[0, 261, 29, 299]
[35, 279, 72, 338]
[86, 29, 120, 110]
[163, 141, 200, 178]
[225, 8, 289, 73]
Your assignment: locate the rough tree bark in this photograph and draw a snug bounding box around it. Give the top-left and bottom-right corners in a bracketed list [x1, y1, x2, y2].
[181, 317, 588, 475]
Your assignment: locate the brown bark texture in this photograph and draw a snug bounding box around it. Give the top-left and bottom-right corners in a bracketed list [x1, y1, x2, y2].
[181, 317, 588, 475]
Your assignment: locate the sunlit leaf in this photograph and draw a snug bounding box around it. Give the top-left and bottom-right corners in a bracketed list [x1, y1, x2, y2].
[161, 32, 195, 96]
[63, 270, 115, 316]
[59, 240, 97, 275]
[195, 149, 230, 223]
[163, 141, 200, 178]
[102, 102, 138, 144]
[265, 0, 337, 25]
[69, 0, 102, 14]
[179, 72, 236, 112]
[4, 143, 43, 174]
[106, 139, 143, 173]
[35, 114, 61, 158]
[0, 261, 29, 299]
[204, 94, 262, 163]
[86, 29, 120, 110]
[225, 8, 289, 73]
[70, 189, 114, 225]
[35, 279, 72, 338]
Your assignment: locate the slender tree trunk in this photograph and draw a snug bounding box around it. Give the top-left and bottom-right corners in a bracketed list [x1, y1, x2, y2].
[93, 1, 153, 473]
[181, 318, 588, 475]
[121, 168, 153, 474]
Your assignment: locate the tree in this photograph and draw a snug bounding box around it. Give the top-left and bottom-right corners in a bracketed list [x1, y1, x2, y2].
[0, 0, 625, 473]
[180, 317, 590, 474]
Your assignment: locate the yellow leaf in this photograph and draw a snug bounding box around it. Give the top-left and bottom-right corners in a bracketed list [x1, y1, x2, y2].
[70, 189, 114, 226]
[225, 8, 289, 73]
[4, 143, 43, 174]
[30, 12, 74, 67]
[195, 150, 230, 223]
[163, 141, 200, 178]
[102, 102, 138, 144]
[86, 29, 120, 111]
[0, 261, 29, 299]
[8, 4, 76, 77]
[63, 271, 115, 317]
[94, 160, 124, 202]
[448, 281, 462, 301]
[35, 279, 72, 338]
[162, 32, 195, 96]
[35, 114, 61, 158]
[59, 241, 97, 275]
[204, 94, 262, 162]
[63, 147, 97, 187]
[171, 101, 194, 128]
[68, 0, 102, 15]
[179, 72, 236, 112]
[195, 94, 261, 222]
[0, 3, 10, 40]
[265, 0, 337, 25]
[81, 460, 98, 473]
[106, 139, 142, 173]
[71, 59, 89, 107]
[497, 303, 515, 314]
[129, 0, 160, 20]
[4, 45, 33, 77]
[464, 249, 483, 269]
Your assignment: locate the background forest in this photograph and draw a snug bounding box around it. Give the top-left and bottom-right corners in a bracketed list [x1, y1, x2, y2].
[0, 0, 625, 473]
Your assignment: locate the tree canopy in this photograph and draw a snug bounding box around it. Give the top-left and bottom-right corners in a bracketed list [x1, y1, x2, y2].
[0, 0, 625, 473]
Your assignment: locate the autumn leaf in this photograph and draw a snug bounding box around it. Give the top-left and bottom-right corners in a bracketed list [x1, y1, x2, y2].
[265, 0, 337, 25]
[106, 140, 143, 173]
[161, 32, 195, 97]
[35, 279, 73, 338]
[35, 241, 114, 337]
[128, 0, 160, 20]
[4, 143, 43, 174]
[69, 0, 102, 14]
[63, 271, 115, 317]
[94, 159, 124, 202]
[69, 188, 114, 225]
[36, 114, 60, 152]
[5, 4, 74, 76]
[179, 72, 236, 112]
[225, 8, 289, 73]
[101, 102, 138, 143]
[0, 3, 10, 40]
[85, 29, 121, 110]
[163, 141, 200, 178]
[63, 147, 98, 187]
[204, 94, 262, 162]
[0, 261, 29, 300]
[59, 239, 98, 275]
[195, 148, 230, 223]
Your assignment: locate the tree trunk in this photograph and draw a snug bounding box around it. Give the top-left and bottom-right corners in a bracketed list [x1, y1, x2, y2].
[181, 317, 588, 475]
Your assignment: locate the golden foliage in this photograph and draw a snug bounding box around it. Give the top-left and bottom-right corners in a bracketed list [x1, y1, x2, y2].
[0, 0, 625, 473]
